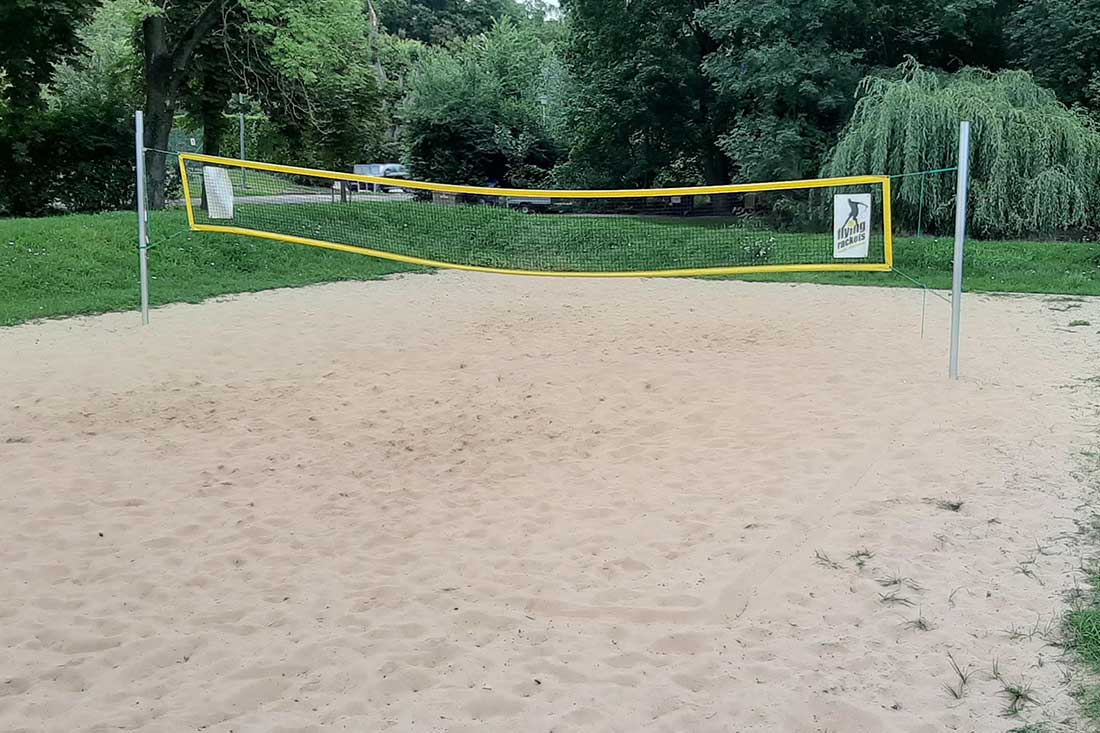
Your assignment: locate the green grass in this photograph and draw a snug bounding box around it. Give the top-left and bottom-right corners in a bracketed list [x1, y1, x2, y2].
[1069, 605, 1100, 667]
[1068, 573, 1100, 724]
[212, 198, 892, 273]
[2, 203, 1099, 327]
[0, 209, 412, 326]
[735, 236, 1100, 293]
[211, 198, 1100, 292]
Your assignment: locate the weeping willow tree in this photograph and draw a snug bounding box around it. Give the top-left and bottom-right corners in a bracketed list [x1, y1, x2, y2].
[823, 61, 1100, 239]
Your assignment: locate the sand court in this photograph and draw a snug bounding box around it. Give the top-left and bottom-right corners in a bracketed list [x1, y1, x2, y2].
[1, 273, 1096, 731]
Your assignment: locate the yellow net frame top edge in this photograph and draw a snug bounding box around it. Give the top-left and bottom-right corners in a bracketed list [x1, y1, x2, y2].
[178, 152, 890, 200]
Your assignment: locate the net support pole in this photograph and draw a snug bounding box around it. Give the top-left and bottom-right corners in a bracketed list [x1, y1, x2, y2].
[135, 110, 150, 326]
[949, 121, 971, 379]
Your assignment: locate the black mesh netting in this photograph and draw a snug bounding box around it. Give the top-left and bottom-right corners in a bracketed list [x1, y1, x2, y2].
[181, 156, 890, 275]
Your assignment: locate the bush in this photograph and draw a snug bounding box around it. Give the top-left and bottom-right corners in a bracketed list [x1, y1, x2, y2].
[0, 0, 138, 217]
[0, 100, 134, 217]
[52, 99, 135, 213]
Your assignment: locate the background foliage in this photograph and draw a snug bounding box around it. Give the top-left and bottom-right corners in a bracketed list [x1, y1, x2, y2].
[1, 0, 1099, 234]
[402, 18, 564, 186]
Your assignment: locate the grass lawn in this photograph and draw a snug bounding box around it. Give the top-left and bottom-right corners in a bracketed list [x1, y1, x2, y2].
[1, 205, 1099, 327]
[212, 198, 893, 273]
[0, 209, 413, 327]
[1067, 444, 1100, 727]
[1069, 585, 1100, 721]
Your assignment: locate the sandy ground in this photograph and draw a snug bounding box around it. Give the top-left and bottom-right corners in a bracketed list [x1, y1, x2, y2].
[2, 273, 1099, 732]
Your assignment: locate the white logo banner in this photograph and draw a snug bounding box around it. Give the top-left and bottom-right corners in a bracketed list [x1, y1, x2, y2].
[833, 194, 872, 259]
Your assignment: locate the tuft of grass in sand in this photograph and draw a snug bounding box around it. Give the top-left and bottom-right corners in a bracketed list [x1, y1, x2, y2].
[991, 658, 1040, 717]
[1007, 724, 1049, 733]
[943, 653, 973, 699]
[1069, 319, 1092, 327]
[876, 572, 924, 592]
[925, 497, 965, 512]
[1004, 616, 1058, 644]
[903, 609, 934, 632]
[848, 548, 874, 569]
[879, 590, 915, 607]
[813, 550, 843, 570]
[998, 678, 1039, 717]
[1015, 555, 1044, 585]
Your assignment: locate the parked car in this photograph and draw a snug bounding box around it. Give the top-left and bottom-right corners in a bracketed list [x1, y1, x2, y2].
[504, 196, 576, 214]
[353, 163, 408, 193]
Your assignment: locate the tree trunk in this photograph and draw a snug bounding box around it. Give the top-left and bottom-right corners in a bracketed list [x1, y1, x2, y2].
[202, 112, 225, 158]
[199, 63, 233, 158]
[689, 14, 733, 213]
[199, 91, 229, 212]
[140, 2, 229, 208]
[700, 137, 730, 186]
[699, 105, 734, 214]
[143, 15, 175, 209]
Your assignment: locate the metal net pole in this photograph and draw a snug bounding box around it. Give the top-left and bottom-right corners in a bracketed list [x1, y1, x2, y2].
[135, 110, 150, 325]
[949, 121, 971, 379]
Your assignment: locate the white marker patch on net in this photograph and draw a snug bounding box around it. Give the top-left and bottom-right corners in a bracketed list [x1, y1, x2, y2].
[202, 166, 235, 220]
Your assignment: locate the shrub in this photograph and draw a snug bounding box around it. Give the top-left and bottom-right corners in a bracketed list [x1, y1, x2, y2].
[0, 101, 134, 217]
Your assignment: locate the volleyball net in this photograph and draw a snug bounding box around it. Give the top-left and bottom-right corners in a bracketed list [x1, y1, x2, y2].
[178, 153, 894, 277]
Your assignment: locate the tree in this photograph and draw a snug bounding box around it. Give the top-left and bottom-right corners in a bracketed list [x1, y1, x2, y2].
[0, 0, 104, 214]
[1009, 0, 1100, 115]
[0, 0, 139, 216]
[375, 0, 520, 44]
[699, 0, 864, 182]
[374, 34, 429, 159]
[179, 6, 248, 159]
[558, 0, 728, 189]
[402, 19, 562, 185]
[141, 0, 235, 207]
[0, 0, 102, 112]
[139, 0, 392, 204]
[823, 62, 1100, 238]
[46, 0, 143, 214]
[231, 0, 388, 171]
[860, 0, 1017, 71]
[699, 0, 1019, 183]
[50, 0, 143, 110]
[557, 0, 1020, 188]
